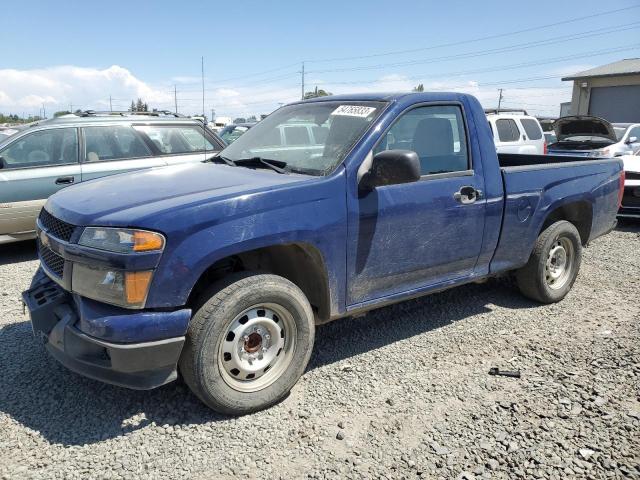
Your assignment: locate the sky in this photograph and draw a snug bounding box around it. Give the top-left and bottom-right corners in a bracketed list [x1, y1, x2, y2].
[1, 0, 639, 119]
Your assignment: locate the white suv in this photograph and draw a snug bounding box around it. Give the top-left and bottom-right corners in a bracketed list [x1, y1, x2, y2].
[486, 109, 546, 155]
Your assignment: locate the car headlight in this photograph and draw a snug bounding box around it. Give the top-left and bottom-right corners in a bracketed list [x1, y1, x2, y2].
[588, 148, 611, 158]
[72, 264, 154, 308]
[79, 227, 165, 253]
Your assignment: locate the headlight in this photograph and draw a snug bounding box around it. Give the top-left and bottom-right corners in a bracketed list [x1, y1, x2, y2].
[72, 264, 153, 308]
[79, 227, 165, 253]
[588, 148, 611, 158]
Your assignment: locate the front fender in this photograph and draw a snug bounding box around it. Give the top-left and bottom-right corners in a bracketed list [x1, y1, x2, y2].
[144, 173, 348, 313]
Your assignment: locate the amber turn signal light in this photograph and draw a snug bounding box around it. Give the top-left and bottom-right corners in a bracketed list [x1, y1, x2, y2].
[133, 231, 165, 252]
[125, 271, 154, 304]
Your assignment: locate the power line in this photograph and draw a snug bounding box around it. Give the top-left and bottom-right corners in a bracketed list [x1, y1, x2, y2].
[306, 5, 640, 63]
[311, 44, 640, 86]
[307, 23, 640, 74]
[170, 62, 301, 87]
[174, 71, 300, 91]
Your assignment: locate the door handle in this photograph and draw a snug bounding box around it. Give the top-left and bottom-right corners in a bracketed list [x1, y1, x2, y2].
[453, 186, 481, 204]
[55, 176, 75, 185]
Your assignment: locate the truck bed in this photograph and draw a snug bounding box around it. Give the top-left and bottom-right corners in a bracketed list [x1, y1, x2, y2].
[489, 153, 621, 275]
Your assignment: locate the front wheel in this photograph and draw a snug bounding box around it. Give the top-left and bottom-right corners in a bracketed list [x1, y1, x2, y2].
[516, 220, 582, 303]
[179, 272, 315, 415]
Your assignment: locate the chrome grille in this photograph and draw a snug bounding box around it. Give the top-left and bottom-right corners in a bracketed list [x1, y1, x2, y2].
[38, 209, 76, 242]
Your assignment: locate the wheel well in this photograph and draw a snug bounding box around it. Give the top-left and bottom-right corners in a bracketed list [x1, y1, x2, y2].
[187, 243, 331, 323]
[540, 201, 592, 245]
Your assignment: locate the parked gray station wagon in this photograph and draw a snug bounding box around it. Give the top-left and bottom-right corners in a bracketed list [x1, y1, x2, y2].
[0, 111, 224, 244]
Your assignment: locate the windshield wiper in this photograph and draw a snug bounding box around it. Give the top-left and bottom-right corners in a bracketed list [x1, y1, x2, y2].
[207, 154, 237, 167]
[234, 157, 289, 174]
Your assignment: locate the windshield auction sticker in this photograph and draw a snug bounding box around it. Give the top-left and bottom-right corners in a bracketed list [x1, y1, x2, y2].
[331, 105, 377, 118]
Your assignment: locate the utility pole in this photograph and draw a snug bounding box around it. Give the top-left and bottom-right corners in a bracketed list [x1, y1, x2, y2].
[109, 95, 113, 112]
[174, 85, 178, 114]
[301, 61, 305, 100]
[211, 108, 215, 122]
[497, 89, 504, 111]
[201, 57, 205, 118]
[42, 104, 46, 119]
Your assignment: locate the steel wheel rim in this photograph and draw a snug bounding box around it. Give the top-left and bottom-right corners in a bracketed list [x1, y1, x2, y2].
[545, 236, 574, 290]
[218, 303, 297, 393]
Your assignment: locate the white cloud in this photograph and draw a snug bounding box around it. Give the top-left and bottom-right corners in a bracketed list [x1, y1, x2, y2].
[0, 65, 172, 115]
[0, 64, 298, 119]
[0, 65, 574, 119]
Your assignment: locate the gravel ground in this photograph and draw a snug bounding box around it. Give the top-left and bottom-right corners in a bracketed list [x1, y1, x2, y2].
[0, 222, 638, 480]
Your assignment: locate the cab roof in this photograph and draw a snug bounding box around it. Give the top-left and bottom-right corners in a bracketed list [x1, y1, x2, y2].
[299, 91, 474, 104]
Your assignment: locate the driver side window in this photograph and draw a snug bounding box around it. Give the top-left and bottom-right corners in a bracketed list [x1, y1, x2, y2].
[373, 105, 469, 176]
[0, 128, 78, 169]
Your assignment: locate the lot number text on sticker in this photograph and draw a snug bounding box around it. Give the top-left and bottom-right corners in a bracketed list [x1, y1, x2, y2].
[331, 105, 377, 118]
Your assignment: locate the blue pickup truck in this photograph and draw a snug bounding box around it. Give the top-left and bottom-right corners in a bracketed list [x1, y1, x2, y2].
[23, 92, 623, 414]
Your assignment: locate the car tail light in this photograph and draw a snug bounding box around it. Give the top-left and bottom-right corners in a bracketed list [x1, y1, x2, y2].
[543, 142, 548, 155]
[618, 170, 625, 207]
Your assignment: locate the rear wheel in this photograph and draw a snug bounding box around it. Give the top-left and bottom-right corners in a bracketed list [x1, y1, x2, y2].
[179, 272, 315, 415]
[516, 220, 582, 303]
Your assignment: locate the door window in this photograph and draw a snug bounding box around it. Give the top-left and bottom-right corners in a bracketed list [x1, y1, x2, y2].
[495, 119, 521, 142]
[374, 105, 469, 175]
[0, 128, 78, 169]
[134, 125, 217, 154]
[312, 125, 329, 144]
[519, 118, 543, 140]
[83, 126, 152, 162]
[628, 126, 640, 141]
[283, 126, 310, 145]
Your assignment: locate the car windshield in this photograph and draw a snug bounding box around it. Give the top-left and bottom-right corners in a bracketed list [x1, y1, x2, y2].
[614, 127, 627, 141]
[218, 101, 386, 175]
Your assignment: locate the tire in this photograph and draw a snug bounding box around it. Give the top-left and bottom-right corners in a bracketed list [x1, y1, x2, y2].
[516, 220, 582, 304]
[179, 272, 315, 415]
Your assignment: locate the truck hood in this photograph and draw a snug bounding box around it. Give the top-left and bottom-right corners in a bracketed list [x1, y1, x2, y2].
[46, 162, 308, 226]
[553, 116, 617, 143]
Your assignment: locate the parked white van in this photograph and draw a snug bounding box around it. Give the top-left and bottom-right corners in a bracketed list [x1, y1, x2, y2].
[486, 109, 546, 155]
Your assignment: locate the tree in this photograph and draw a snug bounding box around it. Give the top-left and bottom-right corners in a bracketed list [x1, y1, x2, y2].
[129, 98, 148, 112]
[413, 84, 424, 92]
[247, 115, 257, 122]
[304, 86, 332, 100]
[54, 111, 71, 117]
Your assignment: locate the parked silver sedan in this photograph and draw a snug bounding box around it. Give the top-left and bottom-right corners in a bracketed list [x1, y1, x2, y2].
[0, 111, 224, 244]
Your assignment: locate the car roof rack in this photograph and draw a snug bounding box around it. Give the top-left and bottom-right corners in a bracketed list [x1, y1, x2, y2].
[74, 110, 186, 118]
[484, 108, 529, 116]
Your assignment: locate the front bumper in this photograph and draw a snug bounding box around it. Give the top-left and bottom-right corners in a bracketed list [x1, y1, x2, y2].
[22, 278, 186, 390]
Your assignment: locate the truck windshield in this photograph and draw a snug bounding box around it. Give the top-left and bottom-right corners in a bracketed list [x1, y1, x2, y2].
[218, 101, 386, 175]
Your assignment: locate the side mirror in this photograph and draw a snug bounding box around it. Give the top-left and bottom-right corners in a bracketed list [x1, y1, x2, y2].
[0, 156, 5, 169]
[360, 150, 421, 191]
[626, 136, 638, 144]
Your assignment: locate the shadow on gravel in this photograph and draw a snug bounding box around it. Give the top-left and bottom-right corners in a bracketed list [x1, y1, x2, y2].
[0, 279, 538, 446]
[0, 320, 226, 446]
[0, 240, 38, 266]
[310, 279, 537, 370]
